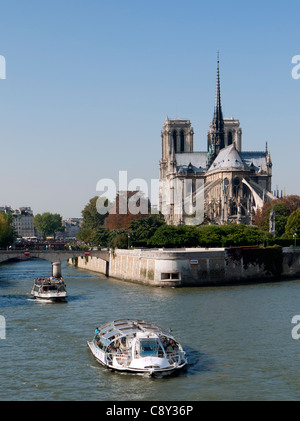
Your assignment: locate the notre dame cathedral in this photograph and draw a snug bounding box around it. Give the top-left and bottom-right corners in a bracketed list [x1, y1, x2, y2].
[159, 56, 275, 226]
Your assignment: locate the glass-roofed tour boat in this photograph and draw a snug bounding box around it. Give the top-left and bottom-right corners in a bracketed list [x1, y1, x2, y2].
[31, 277, 67, 302]
[87, 319, 187, 376]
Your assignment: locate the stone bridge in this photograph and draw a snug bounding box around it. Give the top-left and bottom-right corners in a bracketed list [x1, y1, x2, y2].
[0, 250, 110, 278]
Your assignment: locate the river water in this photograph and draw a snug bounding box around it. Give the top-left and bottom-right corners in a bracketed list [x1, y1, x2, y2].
[1, 258, 300, 401]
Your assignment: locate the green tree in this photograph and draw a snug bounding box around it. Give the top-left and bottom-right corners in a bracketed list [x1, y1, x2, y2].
[219, 224, 266, 247]
[148, 223, 266, 249]
[34, 213, 64, 239]
[109, 229, 129, 249]
[129, 214, 165, 244]
[285, 208, 300, 237]
[257, 203, 290, 237]
[197, 225, 222, 247]
[0, 213, 16, 248]
[91, 228, 110, 247]
[76, 227, 94, 243]
[148, 225, 199, 248]
[81, 196, 110, 231]
[77, 196, 111, 245]
[196, 224, 266, 247]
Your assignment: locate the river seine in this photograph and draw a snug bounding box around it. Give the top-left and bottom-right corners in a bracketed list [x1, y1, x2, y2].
[1, 258, 300, 401]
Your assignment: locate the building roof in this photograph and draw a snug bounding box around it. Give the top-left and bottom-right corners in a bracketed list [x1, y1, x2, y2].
[174, 144, 268, 175]
[208, 144, 246, 171]
[240, 151, 268, 172]
[175, 152, 207, 172]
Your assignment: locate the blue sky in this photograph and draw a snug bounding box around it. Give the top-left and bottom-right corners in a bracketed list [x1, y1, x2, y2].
[0, 0, 299, 218]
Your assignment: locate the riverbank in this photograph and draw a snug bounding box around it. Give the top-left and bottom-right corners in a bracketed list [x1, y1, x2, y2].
[68, 247, 300, 287]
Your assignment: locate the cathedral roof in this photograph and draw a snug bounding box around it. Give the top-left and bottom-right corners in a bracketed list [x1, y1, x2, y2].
[208, 144, 246, 171]
[175, 152, 207, 173]
[240, 151, 268, 172]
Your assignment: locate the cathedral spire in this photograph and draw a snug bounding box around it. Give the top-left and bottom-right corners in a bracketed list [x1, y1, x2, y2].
[213, 52, 224, 131]
[207, 52, 225, 167]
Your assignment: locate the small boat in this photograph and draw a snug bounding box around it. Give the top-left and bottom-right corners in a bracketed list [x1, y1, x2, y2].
[31, 277, 67, 302]
[87, 319, 187, 376]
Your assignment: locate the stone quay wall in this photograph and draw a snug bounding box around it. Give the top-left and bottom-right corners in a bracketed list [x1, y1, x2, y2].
[69, 247, 300, 287]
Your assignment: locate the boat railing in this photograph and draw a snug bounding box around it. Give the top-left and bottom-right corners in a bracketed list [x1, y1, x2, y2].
[166, 350, 185, 364]
[104, 348, 185, 366]
[106, 350, 132, 366]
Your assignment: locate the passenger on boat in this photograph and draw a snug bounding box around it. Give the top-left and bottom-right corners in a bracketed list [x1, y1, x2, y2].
[114, 340, 121, 352]
[120, 337, 127, 351]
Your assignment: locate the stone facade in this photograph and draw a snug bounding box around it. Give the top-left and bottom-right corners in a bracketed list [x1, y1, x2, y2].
[159, 59, 276, 226]
[69, 247, 300, 287]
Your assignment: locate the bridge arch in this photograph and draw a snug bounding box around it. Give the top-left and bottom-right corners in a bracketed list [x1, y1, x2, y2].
[0, 250, 110, 278]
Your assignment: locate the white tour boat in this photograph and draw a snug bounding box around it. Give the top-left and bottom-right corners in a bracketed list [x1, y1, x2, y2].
[87, 319, 187, 375]
[31, 277, 67, 302]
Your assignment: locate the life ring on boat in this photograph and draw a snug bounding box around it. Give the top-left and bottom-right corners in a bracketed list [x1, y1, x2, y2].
[120, 353, 127, 362]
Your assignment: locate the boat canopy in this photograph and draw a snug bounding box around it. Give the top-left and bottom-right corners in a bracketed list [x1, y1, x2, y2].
[96, 319, 172, 343]
[34, 277, 64, 285]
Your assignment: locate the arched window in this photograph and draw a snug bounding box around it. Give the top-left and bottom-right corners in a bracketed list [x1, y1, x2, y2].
[223, 178, 229, 195]
[173, 131, 177, 153]
[231, 202, 237, 215]
[233, 178, 240, 197]
[180, 130, 185, 152]
[228, 131, 233, 145]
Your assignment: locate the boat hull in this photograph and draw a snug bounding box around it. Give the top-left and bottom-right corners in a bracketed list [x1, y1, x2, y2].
[87, 340, 187, 376]
[31, 290, 67, 302]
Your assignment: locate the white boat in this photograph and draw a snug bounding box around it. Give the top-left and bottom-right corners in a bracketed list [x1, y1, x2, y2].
[87, 319, 187, 376]
[31, 277, 67, 302]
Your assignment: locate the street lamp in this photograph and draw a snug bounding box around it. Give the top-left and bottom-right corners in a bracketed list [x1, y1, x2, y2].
[293, 232, 297, 247]
[128, 233, 131, 249]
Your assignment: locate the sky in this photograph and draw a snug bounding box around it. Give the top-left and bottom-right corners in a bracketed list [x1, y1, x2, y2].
[0, 0, 299, 218]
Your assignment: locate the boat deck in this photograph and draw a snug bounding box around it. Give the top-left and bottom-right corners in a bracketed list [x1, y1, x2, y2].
[97, 319, 171, 342]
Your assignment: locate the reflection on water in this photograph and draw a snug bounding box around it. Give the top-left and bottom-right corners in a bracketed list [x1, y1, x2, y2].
[1, 258, 300, 400]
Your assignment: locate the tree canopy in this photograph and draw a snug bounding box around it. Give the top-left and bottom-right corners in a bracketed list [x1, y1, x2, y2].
[148, 224, 266, 248]
[0, 213, 16, 248]
[76, 196, 110, 244]
[33, 213, 64, 239]
[81, 196, 110, 231]
[129, 214, 165, 243]
[148, 225, 200, 248]
[76, 194, 300, 249]
[254, 195, 300, 235]
[285, 208, 300, 237]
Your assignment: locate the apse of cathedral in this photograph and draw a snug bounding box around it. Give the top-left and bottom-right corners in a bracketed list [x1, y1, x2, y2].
[159, 56, 275, 226]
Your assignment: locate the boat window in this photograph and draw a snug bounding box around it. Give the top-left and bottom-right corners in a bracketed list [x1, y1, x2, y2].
[139, 339, 164, 358]
[97, 340, 107, 351]
[140, 340, 157, 357]
[160, 336, 181, 353]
